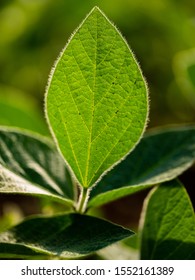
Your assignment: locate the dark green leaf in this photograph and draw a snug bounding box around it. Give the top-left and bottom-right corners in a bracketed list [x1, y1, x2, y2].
[0, 213, 134, 258]
[0, 127, 74, 206]
[89, 125, 195, 207]
[140, 180, 195, 260]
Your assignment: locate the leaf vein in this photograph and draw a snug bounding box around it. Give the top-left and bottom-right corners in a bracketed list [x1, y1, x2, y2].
[91, 79, 137, 144]
[88, 108, 138, 186]
[84, 12, 98, 186]
[58, 108, 84, 185]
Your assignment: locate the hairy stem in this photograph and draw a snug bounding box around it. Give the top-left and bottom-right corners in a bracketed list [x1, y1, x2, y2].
[76, 187, 91, 214]
[72, 179, 79, 203]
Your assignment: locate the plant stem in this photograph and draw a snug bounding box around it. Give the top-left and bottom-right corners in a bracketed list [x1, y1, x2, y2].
[76, 187, 91, 214]
[72, 179, 79, 203]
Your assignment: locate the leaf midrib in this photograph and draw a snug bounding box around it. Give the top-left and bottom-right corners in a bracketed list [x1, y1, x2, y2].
[83, 12, 98, 187]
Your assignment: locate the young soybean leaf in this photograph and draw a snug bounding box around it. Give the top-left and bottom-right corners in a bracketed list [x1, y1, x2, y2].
[46, 7, 148, 188]
[0, 128, 74, 206]
[0, 213, 134, 258]
[89, 125, 195, 208]
[140, 180, 195, 260]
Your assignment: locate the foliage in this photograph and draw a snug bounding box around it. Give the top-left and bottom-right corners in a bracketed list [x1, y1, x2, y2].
[140, 180, 195, 260]
[0, 6, 194, 259]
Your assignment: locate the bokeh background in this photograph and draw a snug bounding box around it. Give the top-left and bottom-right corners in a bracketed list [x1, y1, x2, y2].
[0, 0, 195, 257]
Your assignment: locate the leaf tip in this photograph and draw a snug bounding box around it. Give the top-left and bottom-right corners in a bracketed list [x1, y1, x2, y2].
[90, 6, 105, 16]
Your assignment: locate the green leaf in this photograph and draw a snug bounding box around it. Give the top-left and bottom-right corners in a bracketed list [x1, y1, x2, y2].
[140, 180, 195, 260]
[0, 86, 48, 135]
[0, 213, 134, 258]
[46, 7, 148, 188]
[89, 125, 195, 208]
[0, 101, 48, 135]
[0, 127, 74, 206]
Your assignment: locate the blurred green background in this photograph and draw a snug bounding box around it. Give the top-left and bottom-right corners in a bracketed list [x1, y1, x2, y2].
[1, 0, 195, 130]
[0, 0, 195, 253]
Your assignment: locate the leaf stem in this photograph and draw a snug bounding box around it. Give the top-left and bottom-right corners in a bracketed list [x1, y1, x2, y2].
[72, 179, 79, 203]
[76, 187, 91, 214]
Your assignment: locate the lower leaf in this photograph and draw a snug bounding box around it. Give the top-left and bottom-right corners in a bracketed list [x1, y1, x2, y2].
[89, 125, 195, 208]
[0, 213, 134, 259]
[0, 128, 74, 206]
[140, 180, 195, 260]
